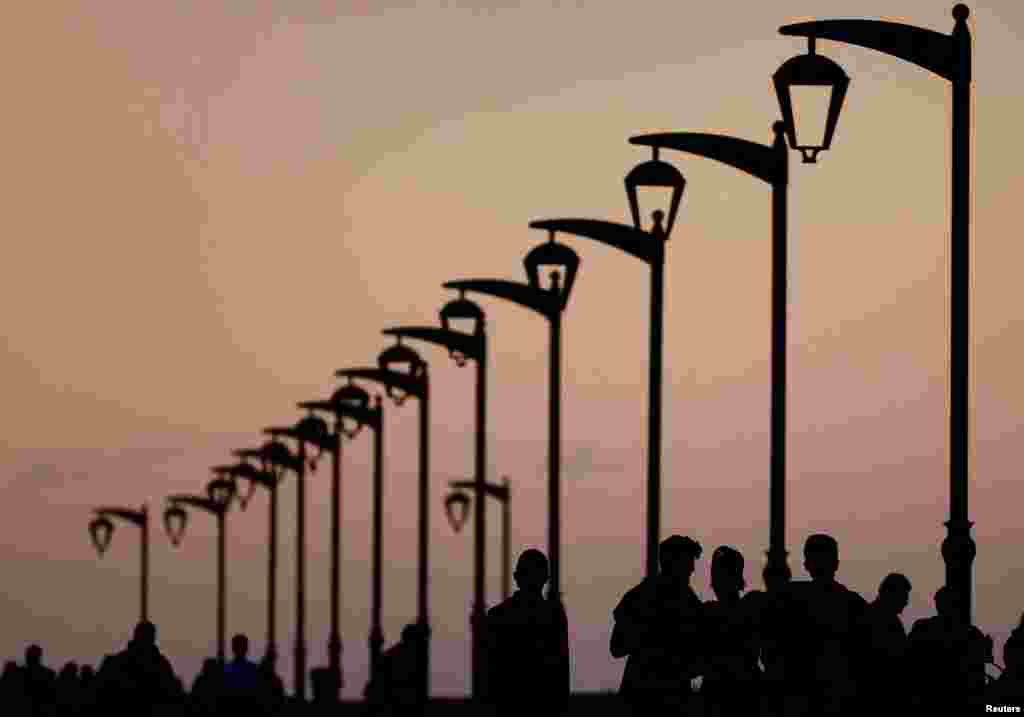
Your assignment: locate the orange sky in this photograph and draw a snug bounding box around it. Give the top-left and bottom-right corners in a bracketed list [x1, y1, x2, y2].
[2, 0, 1023, 698]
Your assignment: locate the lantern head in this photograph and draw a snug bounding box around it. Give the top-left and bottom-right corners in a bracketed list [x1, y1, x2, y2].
[164, 503, 188, 547]
[625, 146, 686, 238]
[377, 339, 425, 406]
[440, 292, 484, 366]
[773, 37, 849, 163]
[332, 380, 370, 438]
[89, 515, 114, 556]
[444, 490, 472, 533]
[523, 232, 580, 310]
[207, 475, 237, 510]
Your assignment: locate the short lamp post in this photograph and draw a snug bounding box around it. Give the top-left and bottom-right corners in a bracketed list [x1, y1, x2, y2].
[337, 343, 432, 706]
[164, 473, 237, 661]
[89, 504, 150, 623]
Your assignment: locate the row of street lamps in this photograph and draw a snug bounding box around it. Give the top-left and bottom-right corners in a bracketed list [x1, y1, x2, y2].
[86, 3, 977, 703]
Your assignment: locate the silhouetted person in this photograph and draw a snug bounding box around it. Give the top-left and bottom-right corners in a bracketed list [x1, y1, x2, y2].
[188, 658, 223, 717]
[611, 535, 704, 714]
[486, 549, 570, 716]
[94, 621, 182, 714]
[368, 624, 423, 715]
[222, 634, 260, 710]
[986, 615, 1024, 707]
[907, 586, 991, 710]
[745, 561, 792, 717]
[700, 546, 761, 716]
[55, 662, 80, 716]
[859, 572, 911, 709]
[780, 534, 867, 716]
[256, 652, 285, 716]
[1, 659, 30, 717]
[21, 644, 57, 717]
[310, 667, 340, 713]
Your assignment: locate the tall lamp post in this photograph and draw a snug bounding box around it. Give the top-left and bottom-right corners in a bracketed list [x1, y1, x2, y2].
[529, 148, 685, 579]
[164, 473, 237, 661]
[445, 475, 513, 601]
[88, 504, 150, 623]
[380, 290, 489, 700]
[336, 343, 431, 705]
[445, 229, 579, 607]
[627, 122, 791, 585]
[773, 4, 975, 620]
[264, 414, 333, 703]
[298, 383, 385, 699]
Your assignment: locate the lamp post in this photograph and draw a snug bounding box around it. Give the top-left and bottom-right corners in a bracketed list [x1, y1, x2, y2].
[774, 4, 975, 621]
[298, 383, 385, 699]
[445, 229, 579, 607]
[336, 343, 431, 705]
[164, 473, 237, 661]
[264, 414, 333, 703]
[380, 291, 488, 700]
[88, 504, 150, 623]
[529, 149, 684, 579]
[445, 476, 512, 601]
[627, 122, 791, 586]
[225, 442, 298, 662]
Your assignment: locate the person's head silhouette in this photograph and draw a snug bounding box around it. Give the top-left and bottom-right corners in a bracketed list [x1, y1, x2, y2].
[659, 535, 702, 581]
[514, 549, 549, 595]
[132, 620, 157, 648]
[711, 546, 746, 599]
[25, 645, 42, 667]
[803, 534, 839, 583]
[231, 634, 249, 661]
[934, 586, 965, 622]
[876, 573, 911, 615]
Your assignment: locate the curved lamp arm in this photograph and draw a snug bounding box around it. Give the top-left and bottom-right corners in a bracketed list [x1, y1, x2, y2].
[442, 279, 558, 319]
[450, 479, 509, 502]
[779, 8, 970, 83]
[334, 367, 426, 400]
[382, 326, 484, 363]
[528, 220, 658, 264]
[167, 495, 221, 515]
[94, 507, 147, 527]
[630, 127, 786, 186]
[298, 399, 382, 433]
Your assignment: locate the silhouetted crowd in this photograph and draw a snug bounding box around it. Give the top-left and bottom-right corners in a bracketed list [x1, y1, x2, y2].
[0, 625, 286, 716]
[483, 535, 1023, 716]
[5, 534, 1024, 716]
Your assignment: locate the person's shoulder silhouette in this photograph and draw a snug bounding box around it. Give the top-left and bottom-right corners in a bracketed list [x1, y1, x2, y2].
[611, 534, 704, 707]
[486, 549, 568, 713]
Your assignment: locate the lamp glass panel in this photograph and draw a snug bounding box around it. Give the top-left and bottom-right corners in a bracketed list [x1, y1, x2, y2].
[790, 85, 832, 150]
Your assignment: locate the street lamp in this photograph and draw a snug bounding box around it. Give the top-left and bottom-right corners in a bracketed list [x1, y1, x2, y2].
[381, 291, 489, 700]
[164, 474, 236, 661]
[264, 414, 332, 703]
[297, 384, 384, 701]
[775, 4, 976, 621]
[222, 448, 289, 661]
[88, 505, 150, 623]
[445, 476, 513, 601]
[445, 229, 579, 606]
[529, 147, 685, 580]
[628, 121, 791, 587]
[302, 381, 385, 688]
[336, 343, 431, 705]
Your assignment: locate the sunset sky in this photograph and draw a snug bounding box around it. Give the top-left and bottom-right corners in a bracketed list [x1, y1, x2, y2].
[2, 0, 1023, 699]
